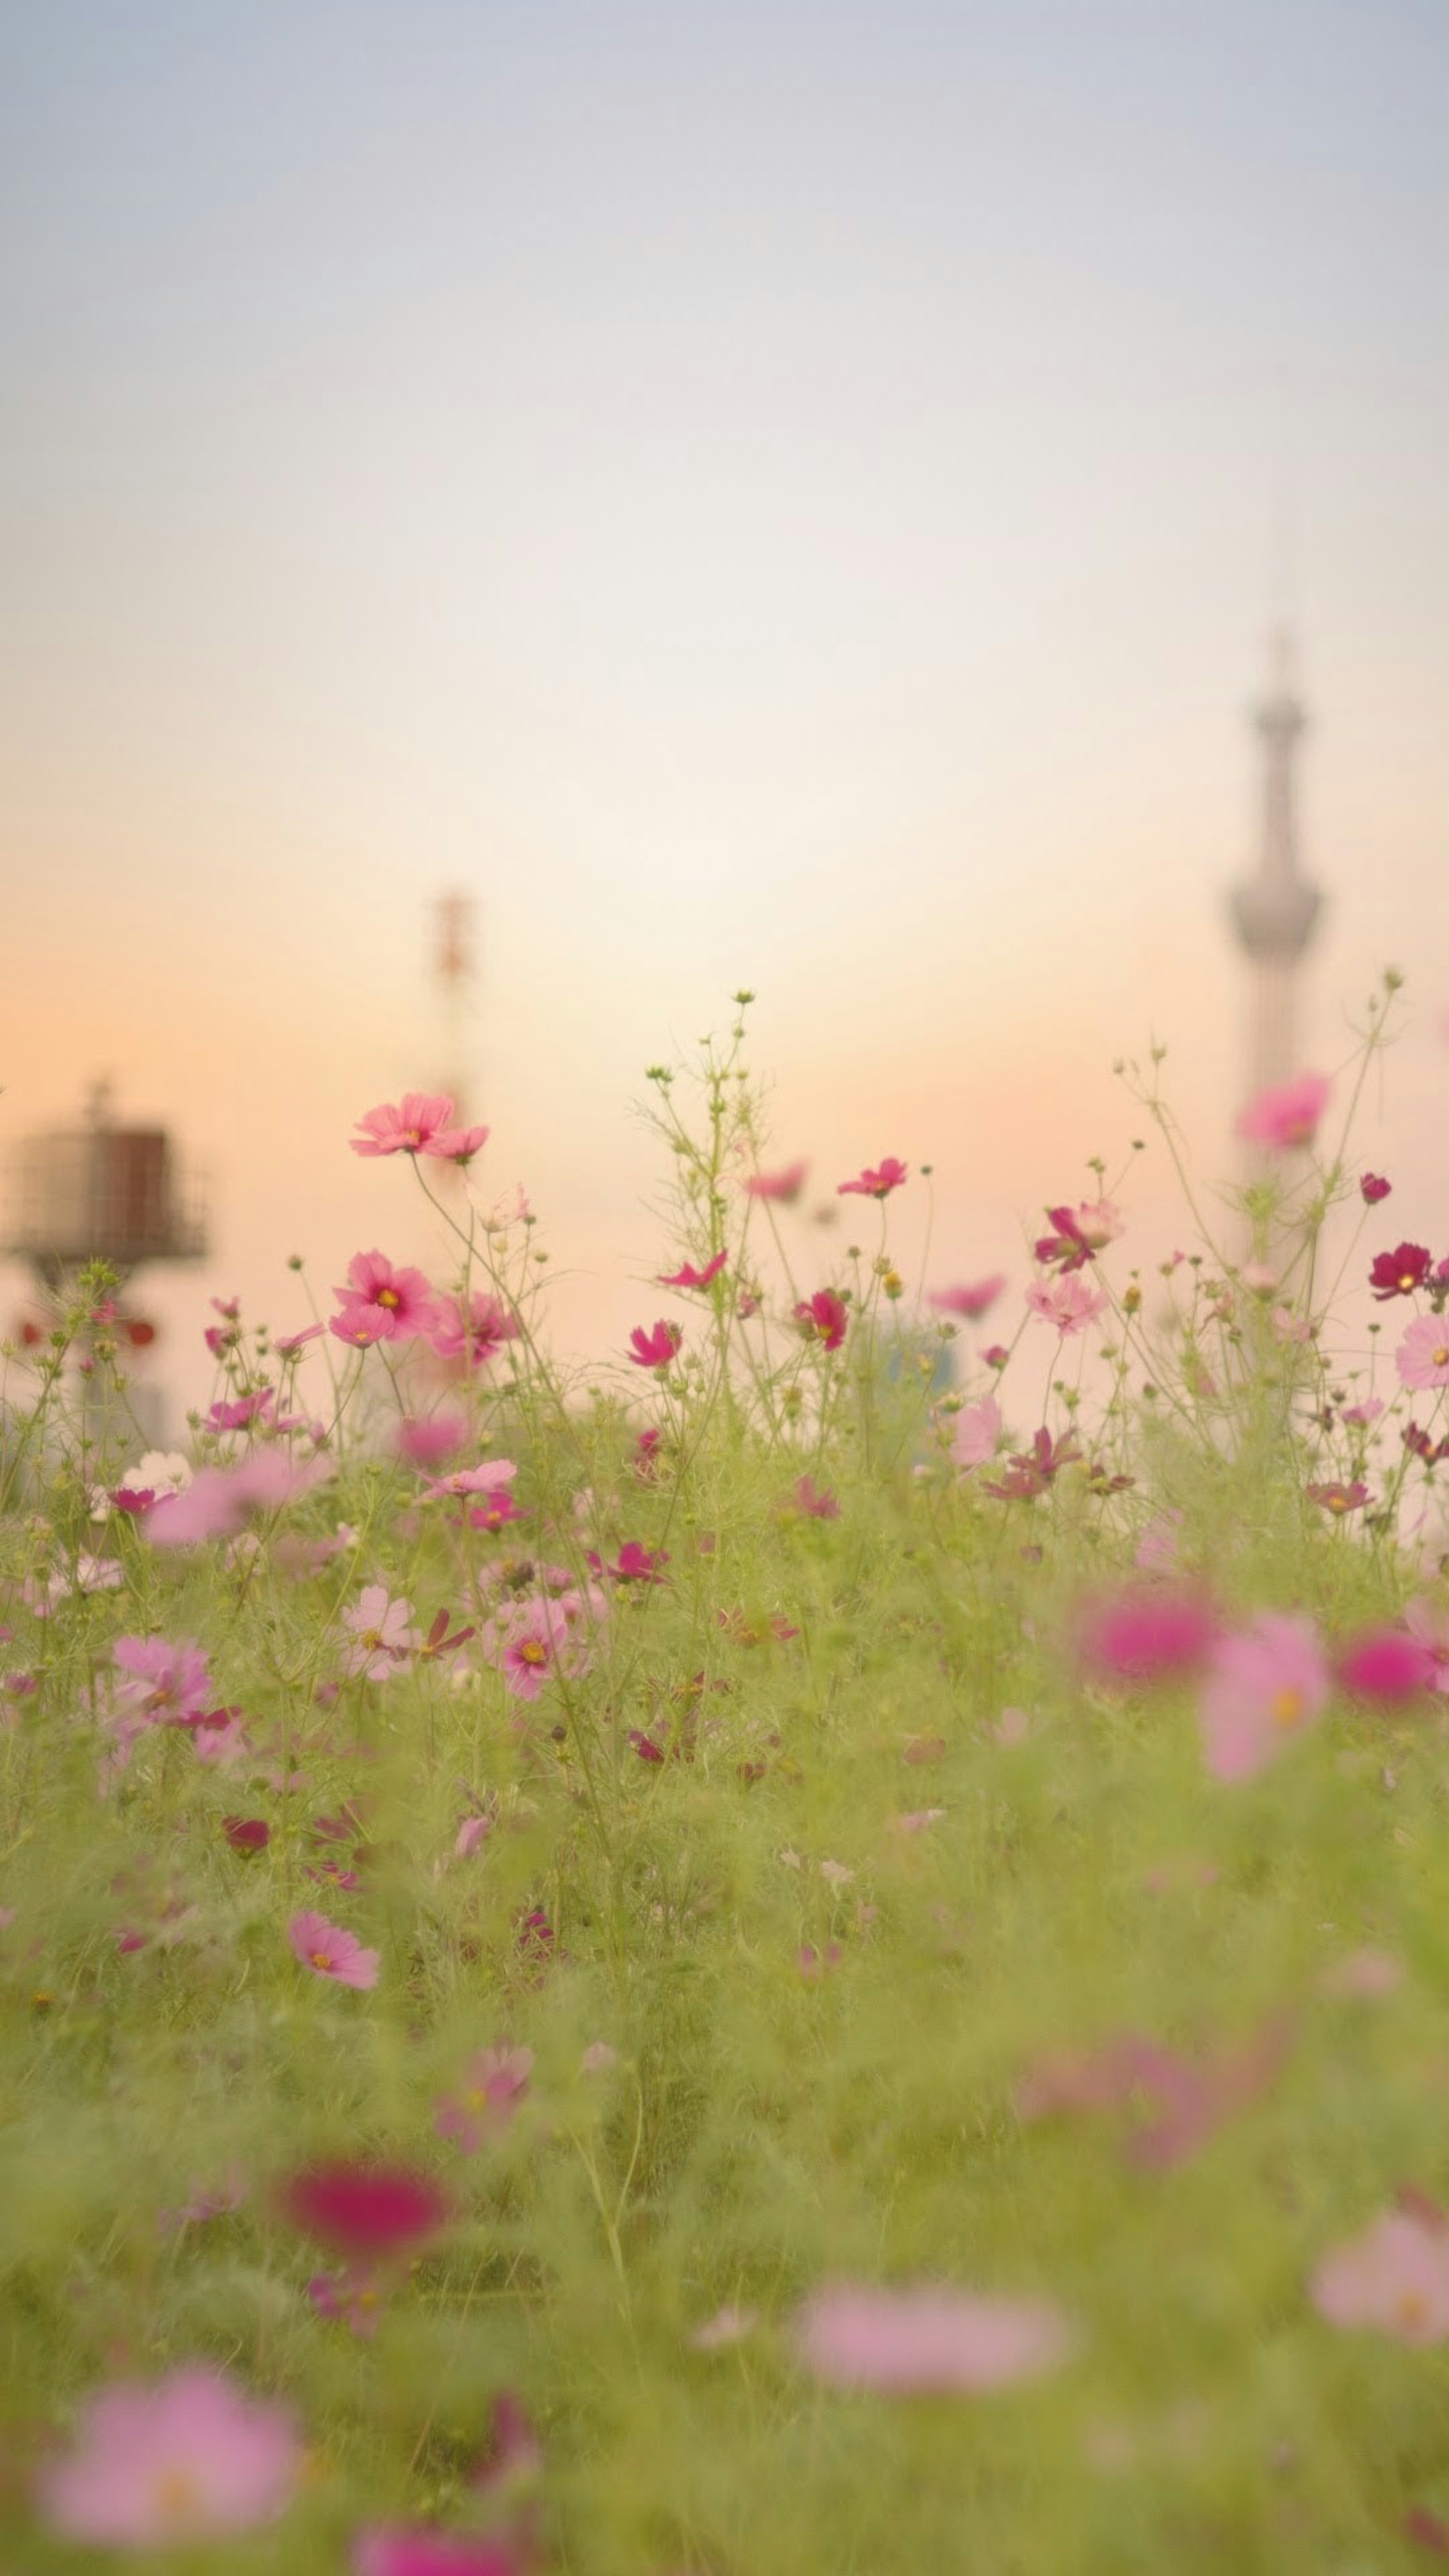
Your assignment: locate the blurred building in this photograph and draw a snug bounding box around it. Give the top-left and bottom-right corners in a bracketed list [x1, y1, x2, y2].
[1229, 631, 1324, 1110]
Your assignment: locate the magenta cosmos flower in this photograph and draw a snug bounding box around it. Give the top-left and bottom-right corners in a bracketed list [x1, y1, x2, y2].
[288, 1909, 380, 1988]
[435, 2045, 534, 2153]
[658, 1250, 727, 1289]
[36, 2365, 299, 2548]
[354, 2531, 522, 2576]
[331, 1250, 441, 1343]
[1237, 1070, 1330, 1151]
[429, 1290, 520, 1370]
[1077, 1587, 1216, 1683]
[628, 1319, 683, 1370]
[280, 2159, 450, 2259]
[745, 1160, 808, 1202]
[929, 1274, 1006, 1320]
[838, 1157, 908, 1199]
[1198, 1613, 1331, 1782]
[796, 2284, 1074, 2393]
[794, 1289, 848, 1352]
[1370, 1242, 1431, 1300]
[351, 1094, 486, 1160]
[1338, 1627, 1432, 1702]
[490, 1601, 573, 1699]
[1360, 1172, 1392, 1203]
[1024, 1274, 1106, 1336]
[1396, 1315, 1449, 1392]
[1311, 2208, 1449, 2344]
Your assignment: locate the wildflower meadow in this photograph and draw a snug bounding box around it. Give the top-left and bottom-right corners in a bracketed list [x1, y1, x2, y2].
[7, 980, 1449, 2572]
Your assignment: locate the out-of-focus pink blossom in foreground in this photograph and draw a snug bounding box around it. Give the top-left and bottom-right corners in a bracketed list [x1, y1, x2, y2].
[435, 2046, 534, 2153]
[929, 1274, 1006, 1320]
[421, 1459, 518, 1501]
[340, 1585, 420, 1680]
[1339, 1627, 1433, 1702]
[658, 1250, 727, 1289]
[1198, 1613, 1331, 1782]
[148, 1451, 329, 1549]
[394, 1410, 469, 1468]
[354, 2529, 522, 2576]
[35, 2366, 299, 2547]
[1311, 2208, 1449, 2344]
[1237, 1070, 1330, 1151]
[1405, 1598, 1449, 1691]
[745, 1160, 809, 1202]
[280, 2159, 449, 2258]
[1077, 1587, 1217, 1683]
[952, 1396, 1002, 1471]
[429, 1292, 520, 1371]
[288, 1910, 380, 1988]
[796, 2284, 1075, 2393]
[837, 1157, 908, 1199]
[112, 1635, 212, 1724]
[1024, 1274, 1107, 1336]
[793, 1475, 840, 1518]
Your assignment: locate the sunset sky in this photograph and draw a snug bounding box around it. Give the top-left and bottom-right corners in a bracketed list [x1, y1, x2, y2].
[3, 1, 1447, 1416]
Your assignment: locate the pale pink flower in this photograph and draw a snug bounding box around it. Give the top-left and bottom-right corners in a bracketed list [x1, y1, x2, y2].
[308, 2265, 386, 2338]
[453, 1815, 492, 1861]
[422, 1458, 518, 1501]
[690, 2304, 759, 2350]
[112, 1636, 211, 1726]
[797, 2284, 1075, 2393]
[1198, 1613, 1331, 1781]
[489, 1599, 573, 1699]
[745, 1160, 808, 1202]
[1397, 1316, 1449, 1392]
[1341, 1396, 1384, 1427]
[351, 1093, 461, 1157]
[394, 1410, 468, 1468]
[435, 2046, 534, 2153]
[1319, 1947, 1403, 2001]
[581, 2041, 618, 2075]
[1311, 2209, 1449, 2343]
[838, 1157, 908, 1200]
[1237, 1070, 1331, 1151]
[1025, 1274, 1107, 1336]
[952, 1396, 1002, 1470]
[339, 1586, 419, 1680]
[36, 2365, 299, 2546]
[1404, 1597, 1449, 1692]
[148, 1450, 329, 1548]
[331, 1249, 441, 1343]
[288, 1909, 380, 1989]
[991, 1706, 1031, 1745]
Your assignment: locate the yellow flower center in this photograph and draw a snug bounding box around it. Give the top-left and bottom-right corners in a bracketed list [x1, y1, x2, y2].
[1398, 2287, 1429, 2329]
[403, 1128, 422, 1147]
[1434, 1346, 1449, 1369]
[151, 2468, 201, 2524]
[1271, 1686, 1304, 1730]
[1327, 1493, 1348, 1514]
[1400, 1272, 1419, 1290]
[310, 1949, 334, 1970]
[520, 1639, 548, 1666]
[377, 1287, 400, 1309]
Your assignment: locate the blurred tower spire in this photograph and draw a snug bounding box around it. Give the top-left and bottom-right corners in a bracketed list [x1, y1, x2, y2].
[1229, 627, 1324, 1106]
[433, 889, 477, 1126]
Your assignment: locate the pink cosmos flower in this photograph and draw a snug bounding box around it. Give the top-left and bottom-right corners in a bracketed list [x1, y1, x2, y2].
[1361, 1172, 1392, 1204]
[929, 1275, 1006, 1320]
[206, 1391, 273, 1433]
[1034, 1200, 1123, 1272]
[1311, 2209, 1449, 2344]
[36, 2366, 300, 2547]
[658, 1250, 728, 1289]
[1397, 1316, 1449, 1392]
[745, 1160, 808, 1202]
[1341, 1396, 1384, 1427]
[308, 2265, 386, 2339]
[1018, 2018, 1290, 2172]
[1025, 1274, 1107, 1335]
[491, 1601, 572, 1699]
[794, 1289, 848, 1352]
[112, 1635, 212, 1726]
[797, 2284, 1074, 2393]
[691, 2304, 759, 2350]
[602, 1539, 670, 1584]
[429, 1291, 520, 1370]
[421, 1459, 518, 1501]
[435, 2046, 534, 2153]
[1198, 1613, 1331, 1782]
[793, 1475, 840, 1518]
[339, 1585, 419, 1680]
[838, 1157, 908, 1199]
[280, 2160, 449, 2258]
[628, 1320, 683, 1370]
[1371, 1243, 1432, 1301]
[952, 1396, 1002, 1471]
[351, 1093, 465, 1158]
[331, 1250, 441, 1343]
[1237, 1069, 1330, 1150]
[1306, 1479, 1370, 1517]
[354, 2530, 521, 2576]
[288, 1910, 380, 1988]
[433, 1121, 491, 1165]
[274, 1322, 325, 1356]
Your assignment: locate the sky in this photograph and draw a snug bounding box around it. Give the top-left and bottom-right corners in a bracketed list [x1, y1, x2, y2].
[2, 0, 1447, 1420]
